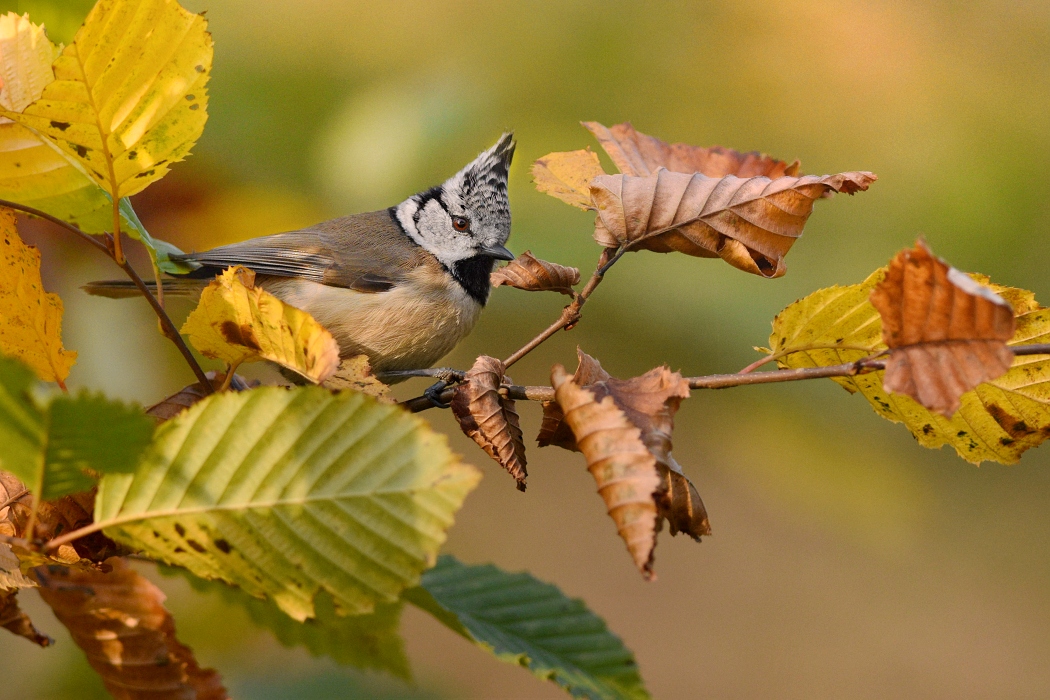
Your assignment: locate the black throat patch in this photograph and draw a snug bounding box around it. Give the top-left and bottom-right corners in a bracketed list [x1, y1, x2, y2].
[449, 255, 495, 305]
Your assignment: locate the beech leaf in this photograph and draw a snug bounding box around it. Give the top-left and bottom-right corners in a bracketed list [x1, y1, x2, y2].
[870, 240, 1015, 416]
[0, 12, 59, 114]
[590, 167, 876, 278]
[0, 588, 51, 647]
[0, 207, 76, 384]
[2, 0, 213, 200]
[407, 556, 651, 700]
[543, 350, 709, 568]
[583, 121, 800, 178]
[181, 266, 341, 384]
[93, 386, 481, 621]
[36, 557, 228, 700]
[769, 266, 1050, 464]
[491, 251, 581, 297]
[450, 355, 527, 490]
[321, 354, 391, 400]
[531, 148, 606, 210]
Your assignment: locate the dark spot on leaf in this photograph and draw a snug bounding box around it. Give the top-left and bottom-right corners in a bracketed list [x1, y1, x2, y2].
[135, 169, 155, 179]
[195, 64, 205, 73]
[189, 103, 200, 110]
[174, 547, 185, 553]
[1000, 437, 1015, 446]
[187, 539, 206, 553]
[835, 338, 843, 344]
[922, 424, 933, 435]
[957, 431, 967, 437]
[13, 162, 19, 168]
[127, 150, 137, 159]
[152, 530, 161, 538]
[186, 94, 195, 100]
[215, 539, 231, 554]
[220, 320, 262, 351]
[174, 523, 186, 537]
[50, 121, 71, 131]
[74, 144, 89, 158]
[986, 403, 1036, 439]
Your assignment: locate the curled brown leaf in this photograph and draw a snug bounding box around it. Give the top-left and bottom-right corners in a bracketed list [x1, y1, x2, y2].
[451, 356, 528, 490]
[0, 588, 51, 646]
[36, 557, 228, 700]
[583, 121, 801, 178]
[491, 251, 581, 297]
[551, 364, 660, 578]
[590, 168, 876, 278]
[546, 351, 708, 578]
[870, 240, 1016, 416]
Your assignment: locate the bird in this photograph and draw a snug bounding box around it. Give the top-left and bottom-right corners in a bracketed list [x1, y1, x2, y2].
[85, 133, 516, 388]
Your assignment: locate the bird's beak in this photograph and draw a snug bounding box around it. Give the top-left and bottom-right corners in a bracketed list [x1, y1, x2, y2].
[480, 244, 515, 261]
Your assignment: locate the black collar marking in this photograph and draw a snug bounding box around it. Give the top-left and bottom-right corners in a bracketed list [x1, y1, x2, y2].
[449, 255, 495, 306]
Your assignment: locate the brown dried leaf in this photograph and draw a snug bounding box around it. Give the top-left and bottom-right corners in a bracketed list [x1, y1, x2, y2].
[530, 148, 607, 209]
[583, 121, 801, 178]
[321, 355, 392, 400]
[451, 356, 527, 490]
[36, 558, 228, 700]
[0, 588, 51, 646]
[551, 364, 660, 578]
[590, 168, 876, 278]
[490, 251, 581, 297]
[870, 240, 1016, 417]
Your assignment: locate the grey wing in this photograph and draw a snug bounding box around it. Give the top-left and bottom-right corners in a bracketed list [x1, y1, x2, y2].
[174, 210, 427, 293]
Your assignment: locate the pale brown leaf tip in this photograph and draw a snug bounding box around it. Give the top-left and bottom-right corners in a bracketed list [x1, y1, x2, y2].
[321, 355, 392, 401]
[870, 240, 1016, 417]
[0, 589, 52, 647]
[36, 558, 229, 700]
[531, 148, 606, 209]
[451, 356, 528, 490]
[491, 251, 581, 297]
[546, 350, 709, 579]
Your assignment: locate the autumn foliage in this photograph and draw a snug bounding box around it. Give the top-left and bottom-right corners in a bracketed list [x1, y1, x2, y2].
[0, 2, 1046, 699]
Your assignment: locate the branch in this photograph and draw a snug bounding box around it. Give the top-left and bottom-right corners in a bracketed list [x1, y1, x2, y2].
[401, 344, 1050, 413]
[0, 198, 212, 390]
[502, 247, 623, 369]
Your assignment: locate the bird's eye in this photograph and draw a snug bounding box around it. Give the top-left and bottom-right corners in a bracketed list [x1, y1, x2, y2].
[452, 216, 470, 232]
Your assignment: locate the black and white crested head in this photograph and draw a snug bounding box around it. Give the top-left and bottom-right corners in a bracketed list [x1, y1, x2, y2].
[394, 133, 515, 304]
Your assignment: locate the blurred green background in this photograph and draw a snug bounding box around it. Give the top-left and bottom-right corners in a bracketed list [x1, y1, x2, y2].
[3, 0, 1050, 698]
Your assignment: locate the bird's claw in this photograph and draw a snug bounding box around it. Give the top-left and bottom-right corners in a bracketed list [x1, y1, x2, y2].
[424, 380, 452, 409]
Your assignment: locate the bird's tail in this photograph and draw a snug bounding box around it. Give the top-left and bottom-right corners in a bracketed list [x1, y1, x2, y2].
[82, 278, 207, 299]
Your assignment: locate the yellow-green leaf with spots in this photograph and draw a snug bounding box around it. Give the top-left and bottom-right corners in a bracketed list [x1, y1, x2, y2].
[768, 269, 1050, 464]
[2, 0, 212, 200]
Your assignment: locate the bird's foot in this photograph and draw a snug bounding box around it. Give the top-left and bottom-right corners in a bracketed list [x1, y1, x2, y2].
[424, 380, 452, 409]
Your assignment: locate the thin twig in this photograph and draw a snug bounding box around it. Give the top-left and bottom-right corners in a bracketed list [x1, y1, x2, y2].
[502, 247, 621, 369]
[0, 198, 212, 390]
[737, 344, 881, 374]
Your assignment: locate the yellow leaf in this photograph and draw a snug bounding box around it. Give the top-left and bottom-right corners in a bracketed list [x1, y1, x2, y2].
[181, 266, 340, 384]
[769, 269, 1050, 464]
[0, 207, 76, 384]
[531, 148, 605, 210]
[321, 355, 392, 401]
[4, 0, 213, 199]
[0, 12, 59, 113]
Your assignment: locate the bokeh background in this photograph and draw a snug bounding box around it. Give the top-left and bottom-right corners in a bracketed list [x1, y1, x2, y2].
[3, 0, 1050, 698]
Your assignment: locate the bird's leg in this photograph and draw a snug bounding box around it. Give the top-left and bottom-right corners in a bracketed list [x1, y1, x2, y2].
[424, 380, 452, 409]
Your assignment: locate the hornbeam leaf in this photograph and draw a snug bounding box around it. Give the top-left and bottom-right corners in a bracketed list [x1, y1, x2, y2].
[0, 356, 154, 500]
[406, 556, 650, 700]
[3, 0, 213, 201]
[769, 268, 1050, 464]
[93, 386, 482, 621]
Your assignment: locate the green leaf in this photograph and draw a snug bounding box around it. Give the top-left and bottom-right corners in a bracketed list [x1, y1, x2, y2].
[0, 355, 153, 499]
[93, 386, 482, 621]
[158, 564, 410, 679]
[406, 556, 650, 700]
